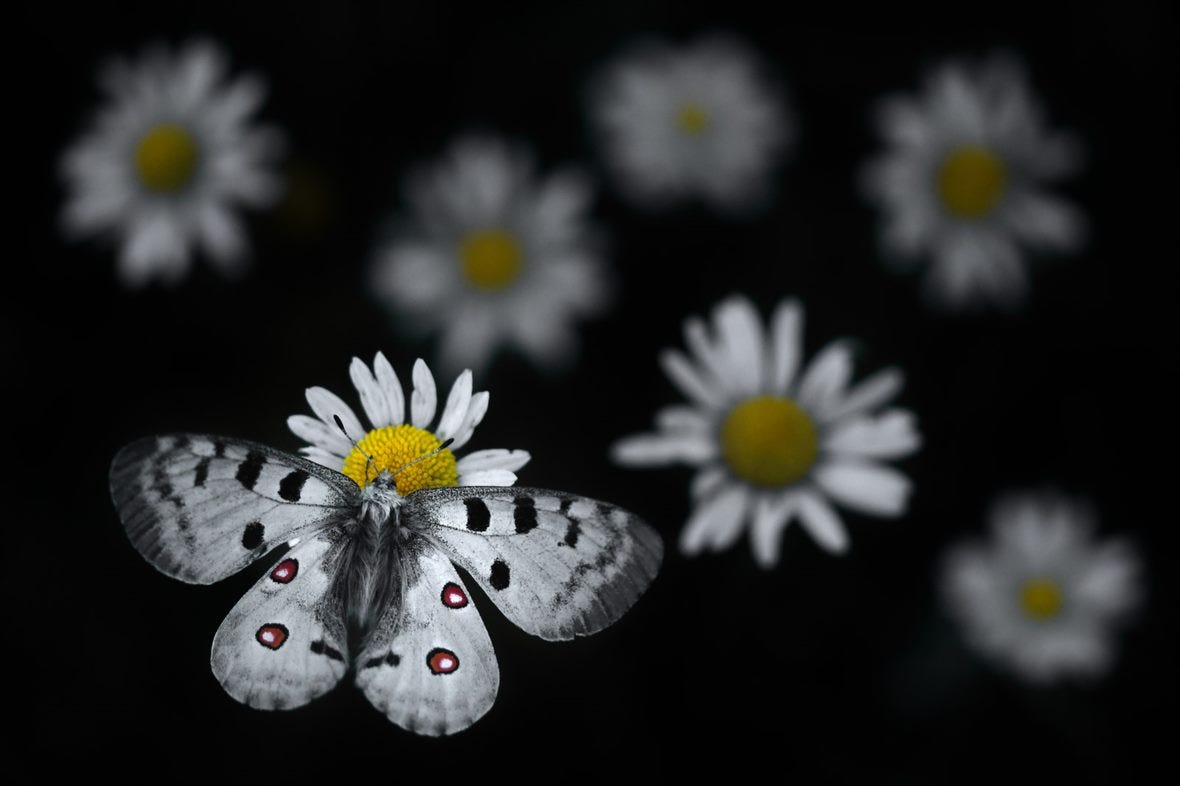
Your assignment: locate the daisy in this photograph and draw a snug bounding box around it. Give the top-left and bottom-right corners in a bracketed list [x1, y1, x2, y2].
[370, 135, 611, 374]
[588, 35, 791, 213]
[941, 491, 1142, 684]
[612, 295, 920, 566]
[60, 39, 284, 287]
[862, 52, 1085, 309]
[288, 353, 530, 494]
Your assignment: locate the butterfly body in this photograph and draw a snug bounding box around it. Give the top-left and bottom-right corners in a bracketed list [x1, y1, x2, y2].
[110, 433, 662, 735]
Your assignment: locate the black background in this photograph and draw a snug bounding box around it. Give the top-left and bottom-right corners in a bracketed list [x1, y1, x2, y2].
[9, 2, 1175, 784]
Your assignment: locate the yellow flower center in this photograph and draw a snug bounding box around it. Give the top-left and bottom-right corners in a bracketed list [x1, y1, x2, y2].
[459, 229, 523, 291]
[1019, 578, 1064, 621]
[135, 123, 200, 193]
[341, 424, 458, 494]
[720, 396, 819, 488]
[676, 102, 711, 136]
[936, 145, 1007, 219]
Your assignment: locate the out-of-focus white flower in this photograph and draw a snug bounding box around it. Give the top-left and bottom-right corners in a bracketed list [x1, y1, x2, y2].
[863, 52, 1085, 309]
[60, 40, 283, 287]
[589, 35, 791, 214]
[612, 295, 920, 566]
[370, 135, 611, 374]
[288, 352, 530, 494]
[941, 491, 1142, 683]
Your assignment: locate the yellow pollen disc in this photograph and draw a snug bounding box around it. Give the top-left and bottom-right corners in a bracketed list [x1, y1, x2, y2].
[459, 229, 524, 291]
[936, 145, 1008, 219]
[676, 102, 711, 136]
[721, 396, 819, 488]
[134, 123, 200, 193]
[341, 424, 458, 494]
[1019, 578, 1064, 621]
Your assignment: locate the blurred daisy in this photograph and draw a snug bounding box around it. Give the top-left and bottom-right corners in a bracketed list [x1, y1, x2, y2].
[371, 136, 610, 373]
[941, 492, 1142, 683]
[288, 352, 530, 493]
[61, 40, 283, 287]
[612, 295, 920, 566]
[862, 52, 1085, 309]
[589, 35, 791, 213]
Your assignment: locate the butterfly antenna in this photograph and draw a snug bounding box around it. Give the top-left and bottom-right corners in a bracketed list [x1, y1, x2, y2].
[392, 438, 455, 480]
[333, 414, 375, 483]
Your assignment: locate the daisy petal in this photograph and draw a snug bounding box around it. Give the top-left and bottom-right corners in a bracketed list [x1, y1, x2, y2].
[750, 492, 800, 569]
[659, 349, 724, 409]
[305, 387, 365, 445]
[456, 449, 532, 474]
[349, 357, 391, 429]
[298, 446, 344, 471]
[824, 367, 904, 423]
[796, 340, 853, 416]
[768, 298, 803, 395]
[460, 469, 517, 487]
[712, 295, 764, 395]
[611, 432, 717, 466]
[435, 370, 473, 442]
[449, 390, 489, 451]
[410, 359, 437, 429]
[813, 460, 912, 517]
[287, 414, 351, 457]
[690, 466, 728, 499]
[679, 483, 748, 556]
[823, 410, 922, 459]
[373, 352, 405, 426]
[797, 491, 850, 554]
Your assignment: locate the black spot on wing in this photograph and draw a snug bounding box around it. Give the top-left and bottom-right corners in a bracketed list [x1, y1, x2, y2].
[363, 652, 399, 670]
[310, 639, 344, 662]
[562, 520, 581, 548]
[489, 559, 510, 590]
[464, 498, 490, 532]
[213, 440, 227, 458]
[193, 457, 210, 487]
[242, 521, 265, 550]
[278, 470, 309, 502]
[514, 497, 538, 534]
[236, 451, 266, 490]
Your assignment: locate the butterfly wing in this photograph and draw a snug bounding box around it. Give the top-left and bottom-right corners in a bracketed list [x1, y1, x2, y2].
[405, 487, 663, 641]
[110, 434, 361, 584]
[355, 533, 499, 736]
[211, 526, 351, 710]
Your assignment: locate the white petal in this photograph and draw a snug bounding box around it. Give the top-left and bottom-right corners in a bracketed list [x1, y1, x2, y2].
[690, 466, 728, 499]
[654, 405, 711, 434]
[373, 352, 405, 426]
[410, 359, 437, 429]
[611, 432, 716, 466]
[796, 491, 850, 554]
[456, 449, 532, 474]
[449, 390, 489, 451]
[712, 295, 765, 395]
[459, 469, 517, 487]
[305, 387, 365, 445]
[287, 414, 351, 456]
[435, 370, 473, 442]
[750, 492, 800, 569]
[823, 410, 922, 460]
[659, 349, 725, 409]
[196, 204, 248, 268]
[767, 298, 803, 395]
[823, 367, 904, 423]
[813, 460, 912, 517]
[349, 357, 392, 429]
[796, 340, 853, 415]
[298, 446, 344, 471]
[679, 483, 749, 556]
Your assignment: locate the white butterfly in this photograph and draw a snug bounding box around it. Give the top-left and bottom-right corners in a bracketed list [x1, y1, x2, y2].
[109, 433, 663, 735]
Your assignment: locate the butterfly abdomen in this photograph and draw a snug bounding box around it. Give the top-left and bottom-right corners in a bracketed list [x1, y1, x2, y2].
[336, 500, 402, 655]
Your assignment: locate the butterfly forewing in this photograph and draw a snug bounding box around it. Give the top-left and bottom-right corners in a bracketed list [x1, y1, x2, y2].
[356, 533, 499, 736]
[110, 434, 361, 584]
[211, 526, 352, 710]
[406, 487, 664, 641]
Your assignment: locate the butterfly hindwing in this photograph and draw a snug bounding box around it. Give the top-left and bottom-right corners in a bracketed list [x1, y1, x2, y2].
[355, 533, 499, 736]
[110, 434, 361, 584]
[211, 526, 351, 710]
[407, 487, 664, 641]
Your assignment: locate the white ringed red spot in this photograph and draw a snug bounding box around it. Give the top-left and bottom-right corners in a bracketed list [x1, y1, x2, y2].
[270, 558, 299, 584]
[426, 647, 459, 675]
[256, 623, 289, 650]
[440, 582, 469, 609]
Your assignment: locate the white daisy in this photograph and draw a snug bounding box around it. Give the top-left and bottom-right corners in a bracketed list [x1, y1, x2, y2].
[862, 52, 1085, 309]
[288, 353, 530, 494]
[941, 491, 1142, 684]
[589, 35, 791, 213]
[370, 135, 611, 374]
[60, 39, 284, 287]
[612, 295, 920, 566]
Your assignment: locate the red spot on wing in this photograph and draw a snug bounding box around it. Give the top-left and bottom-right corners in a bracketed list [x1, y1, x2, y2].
[256, 624, 289, 650]
[427, 648, 459, 674]
[270, 559, 299, 584]
[440, 582, 469, 609]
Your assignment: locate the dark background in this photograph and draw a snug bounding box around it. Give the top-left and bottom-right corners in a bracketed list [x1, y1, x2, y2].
[8, 2, 1174, 783]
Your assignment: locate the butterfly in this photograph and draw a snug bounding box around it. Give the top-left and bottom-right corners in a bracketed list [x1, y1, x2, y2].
[109, 432, 662, 735]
